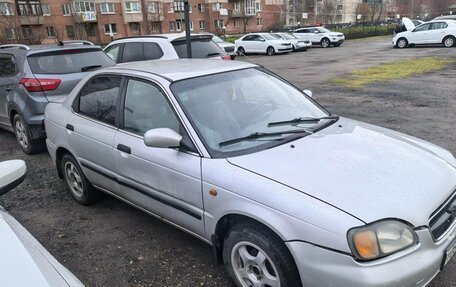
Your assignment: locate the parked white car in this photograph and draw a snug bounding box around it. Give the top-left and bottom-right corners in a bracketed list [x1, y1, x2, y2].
[293, 27, 345, 47]
[235, 33, 292, 56]
[210, 34, 237, 59]
[270, 32, 312, 51]
[393, 18, 456, 48]
[0, 160, 83, 287]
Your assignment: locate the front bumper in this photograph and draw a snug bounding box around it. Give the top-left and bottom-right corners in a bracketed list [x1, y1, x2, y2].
[331, 38, 345, 44]
[277, 47, 292, 52]
[287, 224, 456, 287]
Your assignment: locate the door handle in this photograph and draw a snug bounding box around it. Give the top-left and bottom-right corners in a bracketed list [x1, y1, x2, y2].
[66, 124, 74, 131]
[117, 144, 131, 154]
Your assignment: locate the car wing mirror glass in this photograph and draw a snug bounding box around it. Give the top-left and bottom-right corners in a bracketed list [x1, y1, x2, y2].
[144, 128, 183, 149]
[0, 160, 27, 196]
[303, 89, 313, 98]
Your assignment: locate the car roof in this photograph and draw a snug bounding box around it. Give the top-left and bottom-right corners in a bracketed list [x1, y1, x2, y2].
[108, 59, 257, 82]
[0, 44, 102, 56]
[109, 33, 213, 44]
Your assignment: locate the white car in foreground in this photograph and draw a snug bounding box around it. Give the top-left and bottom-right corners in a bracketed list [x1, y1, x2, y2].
[270, 32, 312, 51]
[393, 18, 456, 48]
[235, 33, 292, 55]
[293, 27, 345, 47]
[0, 160, 83, 287]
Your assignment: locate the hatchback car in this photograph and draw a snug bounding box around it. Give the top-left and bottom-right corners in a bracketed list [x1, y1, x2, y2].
[293, 27, 345, 47]
[0, 43, 114, 154]
[393, 18, 456, 48]
[45, 60, 456, 287]
[104, 34, 230, 63]
[234, 33, 292, 55]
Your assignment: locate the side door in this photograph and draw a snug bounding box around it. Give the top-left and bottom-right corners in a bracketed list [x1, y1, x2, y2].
[241, 35, 255, 52]
[253, 35, 267, 52]
[0, 53, 18, 127]
[428, 22, 449, 43]
[112, 77, 205, 236]
[409, 23, 432, 44]
[65, 75, 122, 194]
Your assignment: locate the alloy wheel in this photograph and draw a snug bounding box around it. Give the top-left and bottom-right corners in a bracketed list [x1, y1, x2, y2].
[397, 38, 407, 48]
[444, 37, 455, 47]
[15, 121, 28, 149]
[65, 162, 84, 197]
[321, 38, 330, 48]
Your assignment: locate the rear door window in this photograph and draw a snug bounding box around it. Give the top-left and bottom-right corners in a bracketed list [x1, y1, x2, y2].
[77, 76, 122, 126]
[121, 42, 164, 63]
[172, 38, 225, 58]
[0, 54, 16, 77]
[27, 49, 113, 74]
[144, 42, 164, 60]
[105, 44, 121, 62]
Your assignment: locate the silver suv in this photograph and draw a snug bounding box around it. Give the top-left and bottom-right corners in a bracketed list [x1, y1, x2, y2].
[104, 33, 230, 63]
[0, 43, 114, 154]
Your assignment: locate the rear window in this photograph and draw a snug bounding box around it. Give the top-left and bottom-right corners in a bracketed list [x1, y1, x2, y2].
[121, 42, 164, 63]
[27, 49, 114, 74]
[172, 38, 225, 58]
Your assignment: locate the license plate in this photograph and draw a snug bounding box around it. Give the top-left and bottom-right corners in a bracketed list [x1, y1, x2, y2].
[443, 239, 456, 268]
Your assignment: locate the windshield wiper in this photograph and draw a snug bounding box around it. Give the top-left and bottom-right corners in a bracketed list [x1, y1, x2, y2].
[268, 115, 339, 127]
[81, 65, 102, 72]
[219, 129, 309, 147]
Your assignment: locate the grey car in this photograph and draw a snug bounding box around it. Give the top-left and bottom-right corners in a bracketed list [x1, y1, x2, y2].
[0, 43, 114, 154]
[45, 60, 456, 287]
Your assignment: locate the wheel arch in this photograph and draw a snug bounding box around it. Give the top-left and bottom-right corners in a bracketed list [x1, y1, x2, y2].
[55, 147, 74, 179]
[442, 35, 456, 46]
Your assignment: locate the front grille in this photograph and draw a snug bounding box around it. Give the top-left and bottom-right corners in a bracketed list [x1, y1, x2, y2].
[224, 46, 235, 53]
[430, 193, 456, 241]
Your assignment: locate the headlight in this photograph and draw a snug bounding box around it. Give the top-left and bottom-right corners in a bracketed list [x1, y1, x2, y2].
[347, 220, 418, 261]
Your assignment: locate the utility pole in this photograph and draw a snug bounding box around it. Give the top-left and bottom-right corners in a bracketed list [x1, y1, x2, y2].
[184, 0, 192, 58]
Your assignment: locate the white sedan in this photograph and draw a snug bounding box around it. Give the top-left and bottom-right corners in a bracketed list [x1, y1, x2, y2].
[271, 32, 312, 51]
[393, 18, 456, 48]
[235, 33, 292, 56]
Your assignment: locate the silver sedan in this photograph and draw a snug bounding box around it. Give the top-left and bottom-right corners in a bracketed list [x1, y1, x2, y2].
[44, 59, 456, 287]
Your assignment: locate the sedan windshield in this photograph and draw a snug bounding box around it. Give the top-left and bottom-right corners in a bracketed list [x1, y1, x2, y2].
[171, 68, 330, 157]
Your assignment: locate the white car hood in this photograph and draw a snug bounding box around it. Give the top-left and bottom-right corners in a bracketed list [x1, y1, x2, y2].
[402, 17, 416, 31]
[0, 208, 83, 287]
[228, 117, 456, 227]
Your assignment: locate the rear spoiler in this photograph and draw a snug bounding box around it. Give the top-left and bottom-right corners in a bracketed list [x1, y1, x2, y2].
[171, 34, 213, 42]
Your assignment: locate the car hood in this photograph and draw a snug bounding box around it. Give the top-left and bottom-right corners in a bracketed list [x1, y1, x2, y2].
[402, 17, 416, 31]
[0, 208, 83, 287]
[227, 117, 456, 227]
[327, 32, 344, 37]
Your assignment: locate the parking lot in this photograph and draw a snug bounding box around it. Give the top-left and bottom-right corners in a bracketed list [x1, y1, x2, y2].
[1, 35, 456, 286]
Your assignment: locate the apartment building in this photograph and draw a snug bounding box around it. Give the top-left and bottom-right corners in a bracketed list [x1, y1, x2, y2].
[0, 0, 284, 44]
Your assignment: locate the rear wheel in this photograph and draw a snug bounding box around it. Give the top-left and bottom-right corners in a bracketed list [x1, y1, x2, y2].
[321, 38, 330, 48]
[396, 38, 408, 48]
[443, 36, 455, 47]
[237, 47, 245, 55]
[223, 222, 301, 287]
[13, 114, 44, 154]
[266, 46, 276, 56]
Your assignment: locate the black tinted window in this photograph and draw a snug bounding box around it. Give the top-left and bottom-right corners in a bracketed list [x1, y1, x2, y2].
[144, 42, 164, 60]
[78, 76, 121, 125]
[123, 79, 180, 135]
[27, 49, 114, 74]
[172, 38, 225, 58]
[0, 54, 16, 77]
[122, 42, 143, 62]
[243, 35, 255, 41]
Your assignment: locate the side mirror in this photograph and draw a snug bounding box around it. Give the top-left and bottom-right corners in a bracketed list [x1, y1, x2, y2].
[0, 160, 27, 196]
[144, 128, 183, 149]
[303, 89, 313, 98]
[314, 31, 319, 34]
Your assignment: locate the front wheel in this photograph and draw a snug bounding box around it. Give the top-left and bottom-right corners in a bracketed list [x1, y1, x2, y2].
[443, 36, 455, 48]
[321, 38, 330, 48]
[223, 222, 301, 287]
[237, 47, 245, 56]
[266, 46, 276, 56]
[396, 38, 408, 48]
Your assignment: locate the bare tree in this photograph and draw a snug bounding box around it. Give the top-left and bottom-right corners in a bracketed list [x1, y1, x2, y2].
[431, 0, 451, 16]
[318, 0, 336, 24]
[0, 4, 45, 45]
[231, 0, 256, 34]
[144, 1, 164, 34]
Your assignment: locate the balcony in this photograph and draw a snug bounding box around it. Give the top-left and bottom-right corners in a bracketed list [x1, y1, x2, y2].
[147, 13, 165, 22]
[231, 9, 256, 18]
[20, 15, 45, 25]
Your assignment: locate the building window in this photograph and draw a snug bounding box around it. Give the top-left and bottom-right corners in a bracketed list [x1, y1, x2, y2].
[233, 18, 238, 27]
[169, 21, 175, 31]
[125, 1, 140, 13]
[41, 4, 50, 15]
[245, 0, 255, 15]
[100, 3, 115, 13]
[22, 27, 33, 39]
[173, 1, 184, 12]
[73, 1, 96, 13]
[66, 25, 75, 37]
[337, 4, 343, 11]
[213, 19, 223, 29]
[255, 2, 262, 12]
[199, 20, 205, 30]
[46, 26, 55, 38]
[148, 2, 161, 13]
[233, 2, 240, 11]
[212, 3, 222, 11]
[18, 1, 42, 16]
[256, 18, 262, 25]
[197, 3, 204, 12]
[0, 2, 13, 15]
[4, 27, 16, 40]
[189, 21, 193, 31]
[130, 22, 140, 33]
[62, 4, 71, 16]
[167, 3, 173, 13]
[176, 20, 182, 31]
[104, 23, 117, 35]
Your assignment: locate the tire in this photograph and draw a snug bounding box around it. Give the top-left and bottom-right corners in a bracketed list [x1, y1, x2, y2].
[266, 46, 275, 56]
[443, 36, 455, 48]
[61, 153, 100, 205]
[320, 38, 330, 48]
[396, 38, 408, 48]
[13, 114, 44, 154]
[237, 47, 245, 56]
[223, 222, 301, 287]
[230, 55, 236, 60]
